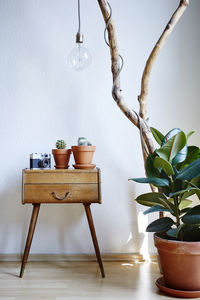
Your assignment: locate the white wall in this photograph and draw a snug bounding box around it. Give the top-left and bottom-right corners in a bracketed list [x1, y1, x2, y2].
[0, 0, 200, 255]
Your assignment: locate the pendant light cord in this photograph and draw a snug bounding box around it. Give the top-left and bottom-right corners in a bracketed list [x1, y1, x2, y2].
[78, 0, 81, 33]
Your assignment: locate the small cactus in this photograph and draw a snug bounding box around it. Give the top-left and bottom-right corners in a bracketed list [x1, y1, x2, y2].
[56, 139, 66, 149]
[78, 137, 92, 146]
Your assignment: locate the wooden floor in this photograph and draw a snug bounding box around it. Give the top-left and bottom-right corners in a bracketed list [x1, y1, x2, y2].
[0, 261, 174, 299]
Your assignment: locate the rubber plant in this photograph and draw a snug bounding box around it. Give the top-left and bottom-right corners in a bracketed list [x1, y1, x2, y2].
[130, 127, 200, 241]
[129, 128, 200, 292]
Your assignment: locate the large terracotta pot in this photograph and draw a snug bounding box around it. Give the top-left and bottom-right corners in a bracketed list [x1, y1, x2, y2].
[154, 233, 200, 291]
[71, 145, 96, 165]
[52, 149, 71, 169]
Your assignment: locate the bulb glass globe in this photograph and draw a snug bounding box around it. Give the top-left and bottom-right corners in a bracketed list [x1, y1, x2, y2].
[68, 42, 92, 71]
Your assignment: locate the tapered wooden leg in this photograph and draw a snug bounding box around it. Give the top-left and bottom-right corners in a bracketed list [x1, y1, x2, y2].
[19, 204, 41, 278]
[84, 204, 105, 278]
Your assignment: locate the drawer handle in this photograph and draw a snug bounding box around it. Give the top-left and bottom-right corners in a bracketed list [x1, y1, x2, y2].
[52, 191, 70, 200]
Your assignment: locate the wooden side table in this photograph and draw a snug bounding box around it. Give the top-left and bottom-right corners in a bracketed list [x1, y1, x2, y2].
[19, 168, 105, 278]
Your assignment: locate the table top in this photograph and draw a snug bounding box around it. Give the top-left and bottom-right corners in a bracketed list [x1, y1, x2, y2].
[23, 168, 99, 173]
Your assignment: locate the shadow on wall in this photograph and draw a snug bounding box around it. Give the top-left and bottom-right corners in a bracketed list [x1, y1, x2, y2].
[0, 173, 26, 254]
[38, 203, 86, 253]
[127, 184, 145, 254]
[0, 171, 86, 254]
[100, 154, 145, 254]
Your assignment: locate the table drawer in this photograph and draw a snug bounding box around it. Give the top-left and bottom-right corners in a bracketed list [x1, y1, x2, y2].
[23, 184, 100, 204]
[23, 170, 98, 184]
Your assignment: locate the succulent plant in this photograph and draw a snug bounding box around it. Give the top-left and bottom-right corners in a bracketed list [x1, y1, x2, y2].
[56, 139, 66, 149]
[78, 137, 92, 146]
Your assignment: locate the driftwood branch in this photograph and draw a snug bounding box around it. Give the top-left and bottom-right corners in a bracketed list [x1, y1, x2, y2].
[97, 0, 155, 155]
[97, 0, 189, 162]
[138, 0, 189, 120]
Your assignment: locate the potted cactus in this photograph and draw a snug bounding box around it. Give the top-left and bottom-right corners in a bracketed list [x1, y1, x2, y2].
[72, 137, 96, 169]
[52, 139, 71, 169]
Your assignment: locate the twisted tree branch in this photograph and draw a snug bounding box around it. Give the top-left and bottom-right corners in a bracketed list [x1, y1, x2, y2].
[97, 0, 189, 161]
[138, 0, 189, 120]
[97, 0, 189, 200]
[97, 0, 155, 155]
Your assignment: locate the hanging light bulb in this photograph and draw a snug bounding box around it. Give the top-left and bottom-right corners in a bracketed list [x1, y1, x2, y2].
[68, 0, 92, 71]
[68, 33, 92, 71]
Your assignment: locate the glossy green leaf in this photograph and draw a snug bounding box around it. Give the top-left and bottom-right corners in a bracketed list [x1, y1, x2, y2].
[159, 198, 176, 213]
[189, 177, 200, 199]
[129, 177, 169, 187]
[150, 127, 164, 145]
[162, 128, 181, 145]
[146, 217, 174, 232]
[157, 132, 187, 162]
[172, 145, 188, 165]
[169, 187, 200, 198]
[180, 207, 191, 215]
[135, 192, 167, 207]
[143, 205, 170, 215]
[179, 199, 192, 210]
[167, 198, 181, 214]
[176, 158, 200, 181]
[178, 146, 200, 169]
[161, 128, 187, 165]
[182, 205, 200, 225]
[167, 198, 174, 204]
[191, 176, 200, 188]
[187, 131, 195, 140]
[182, 190, 198, 200]
[145, 152, 160, 178]
[153, 157, 174, 176]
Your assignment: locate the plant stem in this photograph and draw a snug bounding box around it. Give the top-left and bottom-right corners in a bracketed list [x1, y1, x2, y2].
[174, 196, 180, 227]
[179, 228, 184, 241]
[174, 196, 184, 241]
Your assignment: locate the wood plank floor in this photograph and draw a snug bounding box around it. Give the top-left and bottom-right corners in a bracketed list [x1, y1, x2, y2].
[0, 261, 174, 299]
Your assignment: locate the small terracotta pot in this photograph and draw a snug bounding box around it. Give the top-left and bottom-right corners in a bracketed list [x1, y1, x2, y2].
[52, 149, 71, 169]
[71, 145, 96, 165]
[154, 233, 200, 291]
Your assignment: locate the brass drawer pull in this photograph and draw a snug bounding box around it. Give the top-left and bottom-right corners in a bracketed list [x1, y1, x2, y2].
[52, 191, 70, 200]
